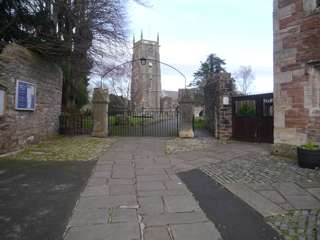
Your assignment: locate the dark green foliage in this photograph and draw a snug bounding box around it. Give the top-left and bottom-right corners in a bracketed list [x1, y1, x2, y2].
[0, 0, 143, 111]
[237, 103, 256, 116]
[301, 141, 320, 150]
[190, 54, 226, 88]
[193, 117, 205, 129]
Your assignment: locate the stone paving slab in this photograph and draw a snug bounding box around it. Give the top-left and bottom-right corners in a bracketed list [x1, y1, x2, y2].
[171, 222, 222, 240]
[273, 182, 309, 196]
[86, 177, 107, 187]
[285, 195, 320, 209]
[137, 175, 170, 182]
[225, 183, 287, 217]
[163, 195, 201, 213]
[64, 223, 140, 240]
[144, 226, 171, 240]
[75, 195, 137, 210]
[307, 188, 320, 200]
[138, 196, 164, 215]
[143, 212, 208, 227]
[137, 181, 166, 191]
[109, 184, 135, 196]
[68, 209, 109, 227]
[80, 185, 109, 197]
[112, 166, 135, 179]
[259, 190, 286, 204]
[110, 208, 138, 223]
[137, 189, 191, 197]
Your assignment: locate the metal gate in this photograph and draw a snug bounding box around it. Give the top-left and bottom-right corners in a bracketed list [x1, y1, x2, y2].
[232, 93, 274, 143]
[108, 109, 179, 137]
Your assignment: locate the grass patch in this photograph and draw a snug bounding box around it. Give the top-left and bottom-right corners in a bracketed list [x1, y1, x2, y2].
[194, 117, 205, 129]
[0, 136, 115, 161]
[109, 115, 153, 126]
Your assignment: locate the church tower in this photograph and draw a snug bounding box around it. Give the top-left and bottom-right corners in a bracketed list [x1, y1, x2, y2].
[131, 33, 161, 111]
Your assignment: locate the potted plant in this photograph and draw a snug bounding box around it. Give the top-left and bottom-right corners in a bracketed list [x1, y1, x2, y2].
[297, 141, 320, 169]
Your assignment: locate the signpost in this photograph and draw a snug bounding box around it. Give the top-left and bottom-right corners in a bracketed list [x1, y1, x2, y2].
[15, 80, 36, 111]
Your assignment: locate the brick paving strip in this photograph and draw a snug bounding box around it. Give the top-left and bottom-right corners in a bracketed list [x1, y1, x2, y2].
[63, 138, 222, 240]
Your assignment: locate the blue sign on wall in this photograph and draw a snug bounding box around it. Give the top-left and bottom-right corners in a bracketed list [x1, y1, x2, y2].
[15, 80, 36, 111]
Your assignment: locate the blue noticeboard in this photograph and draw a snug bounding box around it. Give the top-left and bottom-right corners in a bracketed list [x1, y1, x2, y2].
[15, 80, 36, 111]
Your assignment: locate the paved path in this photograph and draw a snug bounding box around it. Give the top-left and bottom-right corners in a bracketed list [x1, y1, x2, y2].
[63, 137, 320, 240]
[64, 138, 222, 240]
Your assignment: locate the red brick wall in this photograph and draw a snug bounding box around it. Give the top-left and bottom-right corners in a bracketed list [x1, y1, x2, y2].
[274, 0, 320, 148]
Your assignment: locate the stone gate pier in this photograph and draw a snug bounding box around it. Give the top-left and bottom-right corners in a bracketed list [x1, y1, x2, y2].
[178, 93, 194, 138]
[92, 88, 109, 138]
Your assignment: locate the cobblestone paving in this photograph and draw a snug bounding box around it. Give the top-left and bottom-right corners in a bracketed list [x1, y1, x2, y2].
[267, 209, 320, 240]
[200, 154, 320, 185]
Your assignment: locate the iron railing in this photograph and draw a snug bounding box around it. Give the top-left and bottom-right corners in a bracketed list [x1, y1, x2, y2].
[108, 110, 179, 137]
[59, 113, 93, 135]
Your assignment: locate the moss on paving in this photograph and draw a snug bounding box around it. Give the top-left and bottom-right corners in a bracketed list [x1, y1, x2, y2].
[267, 209, 320, 240]
[0, 136, 115, 161]
[166, 138, 213, 154]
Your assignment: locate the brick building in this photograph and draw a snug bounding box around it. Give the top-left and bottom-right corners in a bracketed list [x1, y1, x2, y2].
[273, 0, 320, 157]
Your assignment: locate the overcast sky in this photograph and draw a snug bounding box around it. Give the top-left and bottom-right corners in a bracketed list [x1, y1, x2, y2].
[128, 0, 273, 93]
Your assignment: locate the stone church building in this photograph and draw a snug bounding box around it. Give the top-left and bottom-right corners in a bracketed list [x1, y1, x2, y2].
[273, 0, 320, 156]
[131, 34, 161, 111]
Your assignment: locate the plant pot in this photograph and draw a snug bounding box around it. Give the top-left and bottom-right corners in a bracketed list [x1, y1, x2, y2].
[297, 147, 320, 169]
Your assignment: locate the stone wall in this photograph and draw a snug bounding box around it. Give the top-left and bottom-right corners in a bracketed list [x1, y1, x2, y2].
[217, 73, 233, 141]
[273, 0, 320, 157]
[203, 73, 234, 141]
[0, 44, 63, 154]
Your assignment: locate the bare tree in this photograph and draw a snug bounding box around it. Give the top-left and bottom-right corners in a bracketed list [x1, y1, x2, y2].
[234, 66, 255, 95]
[0, 0, 148, 110]
[92, 60, 132, 99]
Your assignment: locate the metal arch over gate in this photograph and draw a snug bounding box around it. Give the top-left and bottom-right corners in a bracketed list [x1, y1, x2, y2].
[232, 93, 274, 143]
[108, 109, 180, 137]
